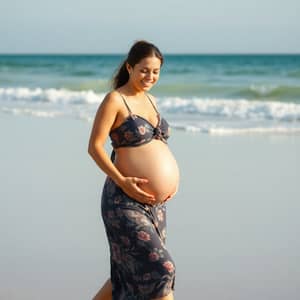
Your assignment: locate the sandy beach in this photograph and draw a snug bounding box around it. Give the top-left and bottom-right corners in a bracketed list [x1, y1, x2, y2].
[1, 112, 300, 299]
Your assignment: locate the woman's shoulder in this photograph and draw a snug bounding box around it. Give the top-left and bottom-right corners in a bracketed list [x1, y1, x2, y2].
[96, 90, 124, 118]
[101, 90, 123, 108]
[103, 90, 122, 101]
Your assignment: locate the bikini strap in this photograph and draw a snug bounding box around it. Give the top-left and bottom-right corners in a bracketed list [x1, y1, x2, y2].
[146, 94, 160, 115]
[118, 92, 159, 116]
[118, 92, 132, 114]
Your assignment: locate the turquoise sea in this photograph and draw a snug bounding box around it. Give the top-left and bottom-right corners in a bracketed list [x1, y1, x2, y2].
[1, 54, 300, 134]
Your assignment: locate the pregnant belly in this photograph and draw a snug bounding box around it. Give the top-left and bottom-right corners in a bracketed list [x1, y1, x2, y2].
[114, 140, 180, 203]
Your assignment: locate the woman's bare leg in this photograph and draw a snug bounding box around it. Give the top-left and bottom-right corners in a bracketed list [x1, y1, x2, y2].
[92, 279, 174, 300]
[92, 279, 112, 300]
[152, 291, 174, 300]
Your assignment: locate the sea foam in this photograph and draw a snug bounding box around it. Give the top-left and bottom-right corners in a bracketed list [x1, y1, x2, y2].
[1, 87, 300, 135]
[159, 97, 300, 122]
[0, 87, 104, 104]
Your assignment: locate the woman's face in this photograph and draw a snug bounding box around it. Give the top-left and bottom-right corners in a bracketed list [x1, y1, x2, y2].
[127, 56, 161, 92]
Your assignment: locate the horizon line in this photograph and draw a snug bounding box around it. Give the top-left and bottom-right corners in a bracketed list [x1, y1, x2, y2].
[0, 52, 300, 56]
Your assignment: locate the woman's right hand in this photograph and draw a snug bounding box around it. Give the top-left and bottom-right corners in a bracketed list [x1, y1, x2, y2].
[118, 176, 156, 205]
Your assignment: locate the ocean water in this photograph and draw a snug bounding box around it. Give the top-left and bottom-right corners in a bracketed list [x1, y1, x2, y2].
[1, 54, 300, 134]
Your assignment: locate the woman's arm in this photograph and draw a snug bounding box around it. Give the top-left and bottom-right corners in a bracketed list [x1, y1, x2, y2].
[88, 91, 156, 203]
[88, 91, 125, 186]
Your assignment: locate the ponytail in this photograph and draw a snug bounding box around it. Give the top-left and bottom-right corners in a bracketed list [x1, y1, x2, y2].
[112, 60, 129, 89]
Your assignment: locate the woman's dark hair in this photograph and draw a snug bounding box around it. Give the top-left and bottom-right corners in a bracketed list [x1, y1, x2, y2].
[112, 40, 164, 89]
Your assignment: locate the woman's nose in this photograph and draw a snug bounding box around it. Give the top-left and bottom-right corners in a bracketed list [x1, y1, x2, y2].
[145, 73, 153, 80]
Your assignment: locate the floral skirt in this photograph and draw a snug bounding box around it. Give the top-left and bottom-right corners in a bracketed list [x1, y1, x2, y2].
[101, 176, 175, 300]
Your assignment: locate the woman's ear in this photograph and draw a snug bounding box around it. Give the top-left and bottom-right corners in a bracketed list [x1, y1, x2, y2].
[126, 63, 132, 75]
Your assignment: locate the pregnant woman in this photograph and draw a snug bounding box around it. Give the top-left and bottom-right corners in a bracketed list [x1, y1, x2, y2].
[88, 40, 180, 300]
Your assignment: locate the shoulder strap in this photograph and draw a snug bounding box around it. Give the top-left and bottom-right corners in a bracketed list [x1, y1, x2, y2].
[146, 94, 159, 115]
[118, 92, 132, 114]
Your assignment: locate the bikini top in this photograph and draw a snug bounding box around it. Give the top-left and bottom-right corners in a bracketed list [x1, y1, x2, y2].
[109, 93, 170, 161]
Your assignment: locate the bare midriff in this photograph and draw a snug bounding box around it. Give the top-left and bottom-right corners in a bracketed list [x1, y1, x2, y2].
[114, 139, 180, 203]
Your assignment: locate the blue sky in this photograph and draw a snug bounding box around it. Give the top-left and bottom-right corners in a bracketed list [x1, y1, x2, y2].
[1, 0, 299, 53]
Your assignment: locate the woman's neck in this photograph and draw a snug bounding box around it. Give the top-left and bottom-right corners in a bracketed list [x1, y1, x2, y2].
[121, 82, 147, 97]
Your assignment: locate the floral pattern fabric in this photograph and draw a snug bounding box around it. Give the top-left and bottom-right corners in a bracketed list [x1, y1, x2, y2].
[101, 176, 175, 300]
[109, 114, 170, 149]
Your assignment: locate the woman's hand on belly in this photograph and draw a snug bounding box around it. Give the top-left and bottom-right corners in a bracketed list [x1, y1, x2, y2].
[118, 176, 157, 205]
[115, 140, 180, 204]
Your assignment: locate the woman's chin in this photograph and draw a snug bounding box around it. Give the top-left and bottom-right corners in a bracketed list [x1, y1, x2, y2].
[140, 82, 155, 90]
[142, 85, 153, 91]
[135, 85, 151, 92]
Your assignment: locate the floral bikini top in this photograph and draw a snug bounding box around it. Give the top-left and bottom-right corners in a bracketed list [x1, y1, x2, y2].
[109, 93, 170, 161]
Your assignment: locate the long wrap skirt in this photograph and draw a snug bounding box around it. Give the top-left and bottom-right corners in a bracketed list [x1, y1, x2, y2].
[101, 176, 175, 300]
